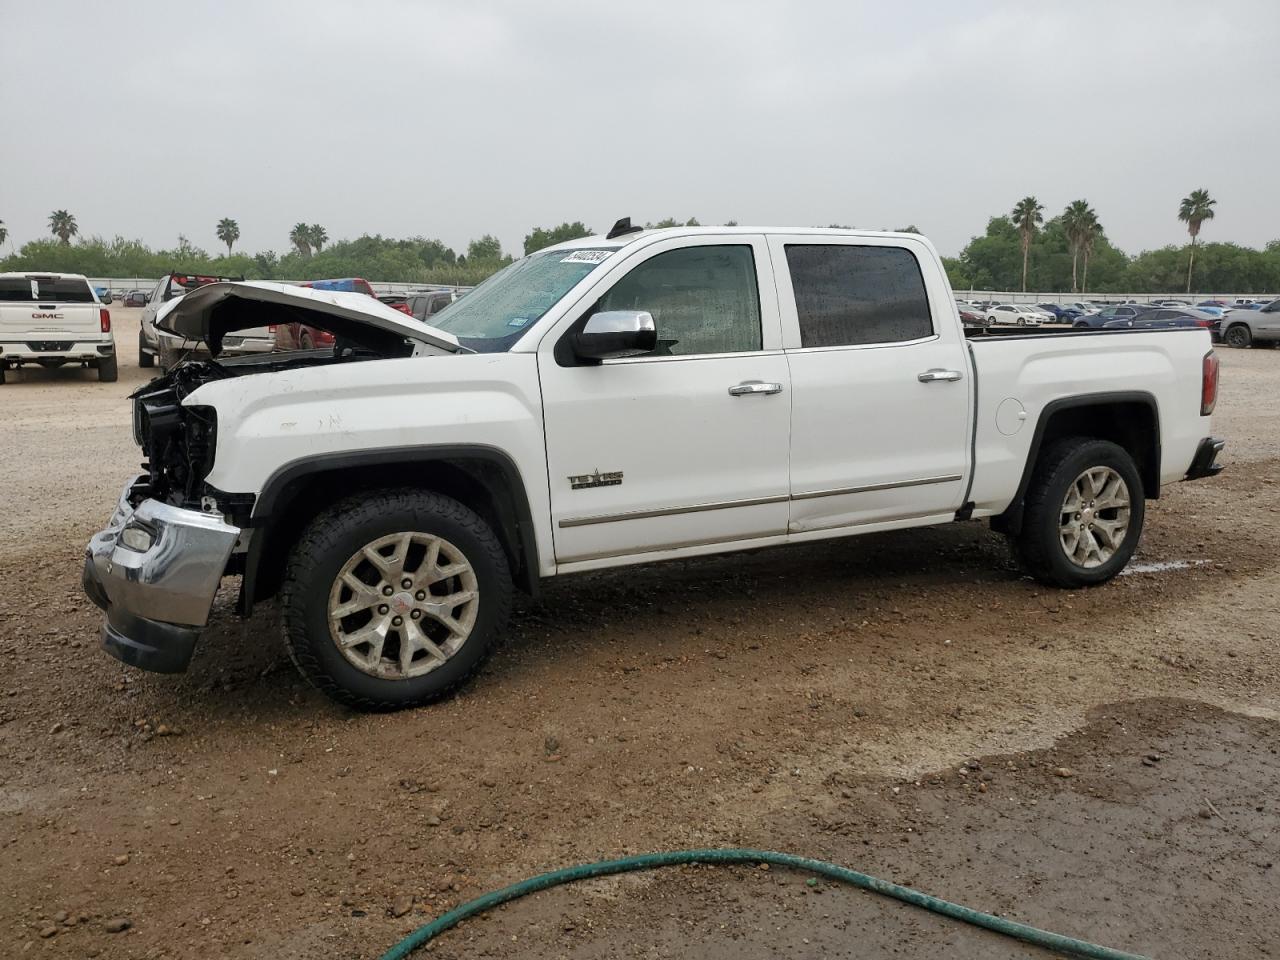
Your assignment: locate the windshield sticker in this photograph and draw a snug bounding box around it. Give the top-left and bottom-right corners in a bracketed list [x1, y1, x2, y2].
[507, 316, 531, 328]
[560, 250, 613, 265]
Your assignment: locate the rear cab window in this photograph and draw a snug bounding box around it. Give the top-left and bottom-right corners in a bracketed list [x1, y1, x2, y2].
[783, 244, 933, 347]
[0, 276, 95, 302]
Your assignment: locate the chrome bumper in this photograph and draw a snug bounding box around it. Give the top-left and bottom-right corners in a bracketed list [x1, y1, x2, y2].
[83, 475, 240, 672]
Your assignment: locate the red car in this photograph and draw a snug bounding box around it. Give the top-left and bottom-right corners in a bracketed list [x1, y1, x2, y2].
[274, 278, 378, 350]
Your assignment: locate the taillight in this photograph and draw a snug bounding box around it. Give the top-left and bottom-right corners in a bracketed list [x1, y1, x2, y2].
[268, 324, 278, 333]
[1201, 350, 1219, 416]
[100, 309, 111, 333]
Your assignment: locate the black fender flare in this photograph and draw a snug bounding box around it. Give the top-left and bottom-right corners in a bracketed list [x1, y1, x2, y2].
[239, 444, 540, 613]
[993, 390, 1160, 536]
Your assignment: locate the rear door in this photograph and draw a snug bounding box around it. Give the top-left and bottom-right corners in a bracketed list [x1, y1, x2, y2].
[768, 236, 972, 533]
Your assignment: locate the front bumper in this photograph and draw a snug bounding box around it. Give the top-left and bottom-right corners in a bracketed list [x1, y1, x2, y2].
[1185, 437, 1225, 481]
[0, 339, 114, 363]
[83, 475, 240, 673]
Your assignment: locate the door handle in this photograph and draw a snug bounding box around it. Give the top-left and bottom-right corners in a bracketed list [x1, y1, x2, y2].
[918, 369, 963, 383]
[728, 380, 783, 396]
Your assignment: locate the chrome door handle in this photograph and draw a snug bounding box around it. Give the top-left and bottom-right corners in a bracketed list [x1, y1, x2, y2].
[918, 369, 963, 383]
[728, 380, 783, 396]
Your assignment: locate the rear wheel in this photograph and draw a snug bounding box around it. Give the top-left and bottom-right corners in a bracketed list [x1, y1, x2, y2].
[97, 353, 118, 382]
[1224, 325, 1252, 348]
[138, 330, 155, 368]
[1013, 437, 1144, 588]
[281, 489, 512, 711]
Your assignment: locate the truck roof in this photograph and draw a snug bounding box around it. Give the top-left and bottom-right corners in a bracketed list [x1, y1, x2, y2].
[0, 271, 91, 281]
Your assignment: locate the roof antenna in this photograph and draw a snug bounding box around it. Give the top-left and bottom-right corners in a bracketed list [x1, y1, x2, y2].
[606, 217, 644, 240]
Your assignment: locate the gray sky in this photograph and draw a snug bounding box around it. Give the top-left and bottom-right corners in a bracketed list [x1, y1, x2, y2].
[3, 0, 1278, 259]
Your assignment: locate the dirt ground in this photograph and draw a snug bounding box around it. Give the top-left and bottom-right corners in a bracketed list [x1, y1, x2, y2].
[1, 311, 1278, 959]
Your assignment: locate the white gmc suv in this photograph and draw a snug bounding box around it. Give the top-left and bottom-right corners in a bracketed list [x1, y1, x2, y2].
[0, 272, 117, 382]
[83, 223, 1225, 710]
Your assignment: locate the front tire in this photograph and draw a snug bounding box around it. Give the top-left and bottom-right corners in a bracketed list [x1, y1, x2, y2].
[1224, 325, 1252, 348]
[139, 330, 155, 368]
[1014, 437, 1145, 588]
[281, 488, 512, 711]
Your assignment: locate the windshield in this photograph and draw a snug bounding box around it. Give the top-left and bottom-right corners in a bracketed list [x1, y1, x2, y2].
[429, 247, 618, 352]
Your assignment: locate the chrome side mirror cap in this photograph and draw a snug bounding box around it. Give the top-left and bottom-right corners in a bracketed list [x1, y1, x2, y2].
[573, 310, 657, 361]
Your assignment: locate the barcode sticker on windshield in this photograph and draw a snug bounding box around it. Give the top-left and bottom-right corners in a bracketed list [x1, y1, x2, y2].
[561, 250, 613, 264]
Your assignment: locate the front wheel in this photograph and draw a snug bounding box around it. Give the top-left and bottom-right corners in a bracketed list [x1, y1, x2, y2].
[281, 488, 513, 711]
[1013, 437, 1145, 588]
[138, 330, 155, 368]
[1224, 325, 1252, 348]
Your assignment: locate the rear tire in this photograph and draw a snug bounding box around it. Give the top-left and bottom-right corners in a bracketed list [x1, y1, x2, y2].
[97, 353, 119, 382]
[1014, 437, 1145, 588]
[1224, 325, 1252, 348]
[281, 488, 512, 711]
[139, 330, 155, 368]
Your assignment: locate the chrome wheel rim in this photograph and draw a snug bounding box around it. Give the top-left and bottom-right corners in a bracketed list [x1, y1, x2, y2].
[328, 532, 478, 680]
[1059, 467, 1130, 568]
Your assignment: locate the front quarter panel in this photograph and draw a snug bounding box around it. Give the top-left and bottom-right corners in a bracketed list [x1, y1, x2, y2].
[188, 353, 553, 572]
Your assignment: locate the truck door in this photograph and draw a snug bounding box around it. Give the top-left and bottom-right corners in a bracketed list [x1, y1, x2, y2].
[537, 236, 791, 566]
[767, 236, 973, 534]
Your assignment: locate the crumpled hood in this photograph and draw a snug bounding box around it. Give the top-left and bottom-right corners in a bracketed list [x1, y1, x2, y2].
[156, 281, 461, 355]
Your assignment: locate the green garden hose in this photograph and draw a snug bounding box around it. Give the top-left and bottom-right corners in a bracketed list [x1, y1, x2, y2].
[378, 848, 1149, 960]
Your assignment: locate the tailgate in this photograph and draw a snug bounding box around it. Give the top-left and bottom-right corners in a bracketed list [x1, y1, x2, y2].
[0, 276, 102, 340]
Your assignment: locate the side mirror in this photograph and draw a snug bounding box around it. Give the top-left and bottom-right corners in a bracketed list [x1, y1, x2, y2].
[573, 310, 657, 362]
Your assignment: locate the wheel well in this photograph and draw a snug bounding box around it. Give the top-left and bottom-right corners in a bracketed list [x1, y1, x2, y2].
[240, 451, 539, 612]
[992, 395, 1159, 536]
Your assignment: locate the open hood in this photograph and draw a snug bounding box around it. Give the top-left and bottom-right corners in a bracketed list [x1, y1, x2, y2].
[156, 281, 461, 356]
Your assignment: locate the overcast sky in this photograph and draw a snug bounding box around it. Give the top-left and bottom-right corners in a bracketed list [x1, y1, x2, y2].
[3, 0, 1277, 259]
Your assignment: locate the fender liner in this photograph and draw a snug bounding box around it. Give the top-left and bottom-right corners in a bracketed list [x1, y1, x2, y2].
[993, 390, 1160, 536]
[239, 444, 540, 614]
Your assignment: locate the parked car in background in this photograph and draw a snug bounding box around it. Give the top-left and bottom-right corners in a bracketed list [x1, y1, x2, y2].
[1101, 308, 1217, 332]
[141, 272, 267, 370]
[409, 289, 462, 323]
[122, 290, 147, 307]
[1197, 299, 1227, 308]
[378, 294, 414, 316]
[275, 278, 381, 350]
[987, 304, 1046, 326]
[1068, 301, 1100, 315]
[1038, 303, 1084, 323]
[0, 272, 116, 383]
[1072, 304, 1154, 328]
[1219, 299, 1280, 348]
[1151, 299, 1190, 307]
[94, 285, 114, 304]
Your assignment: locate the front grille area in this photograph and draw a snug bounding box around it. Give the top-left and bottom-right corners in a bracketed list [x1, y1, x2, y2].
[26, 340, 73, 352]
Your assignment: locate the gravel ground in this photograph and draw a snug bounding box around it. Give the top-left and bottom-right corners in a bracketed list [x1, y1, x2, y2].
[1, 314, 1277, 958]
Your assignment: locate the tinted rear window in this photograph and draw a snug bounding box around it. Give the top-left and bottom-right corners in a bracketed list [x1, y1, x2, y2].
[0, 277, 94, 302]
[785, 245, 933, 347]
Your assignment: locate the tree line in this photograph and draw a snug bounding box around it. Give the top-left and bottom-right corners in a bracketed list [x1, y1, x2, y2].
[3, 199, 1276, 293]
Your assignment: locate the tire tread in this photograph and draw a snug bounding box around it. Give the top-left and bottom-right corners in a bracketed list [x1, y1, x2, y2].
[280, 488, 511, 711]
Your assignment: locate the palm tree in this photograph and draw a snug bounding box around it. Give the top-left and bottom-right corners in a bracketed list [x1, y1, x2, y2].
[308, 224, 328, 253]
[49, 210, 78, 245]
[1178, 188, 1216, 294]
[289, 222, 312, 257]
[216, 217, 241, 256]
[1010, 196, 1044, 292]
[1061, 200, 1094, 293]
[1079, 210, 1100, 294]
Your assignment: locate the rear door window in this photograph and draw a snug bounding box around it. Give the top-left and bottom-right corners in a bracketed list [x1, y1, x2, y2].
[785, 245, 933, 348]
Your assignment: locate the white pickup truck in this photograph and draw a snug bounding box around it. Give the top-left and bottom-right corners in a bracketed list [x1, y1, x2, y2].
[0, 272, 117, 382]
[83, 224, 1224, 710]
